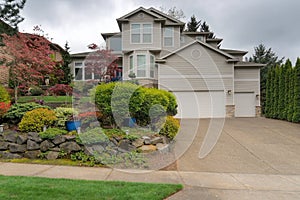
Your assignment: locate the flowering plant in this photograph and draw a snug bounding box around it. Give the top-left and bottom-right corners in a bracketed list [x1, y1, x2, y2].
[0, 102, 11, 119]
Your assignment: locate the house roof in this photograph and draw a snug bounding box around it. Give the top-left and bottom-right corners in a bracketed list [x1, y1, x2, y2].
[221, 48, 248, 56]
[70, 51, 91, 58]
[234, 61, 266, 67]
[160, 39, 235, 60]
[116, 7, 185, 31]
[101, 32, 121, 40]
[182, 31, 214, 36]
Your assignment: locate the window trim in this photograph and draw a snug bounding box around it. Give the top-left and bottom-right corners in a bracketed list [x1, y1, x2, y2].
[130, 22, 153, 44]
[128, 53, 156, 79]
[163, 27, 174, 47]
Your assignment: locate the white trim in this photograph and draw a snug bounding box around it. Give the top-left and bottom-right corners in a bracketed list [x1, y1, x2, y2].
[163, 26, 174, 47]
[159, 75, 234, 79]
[234, 79, 259, 82]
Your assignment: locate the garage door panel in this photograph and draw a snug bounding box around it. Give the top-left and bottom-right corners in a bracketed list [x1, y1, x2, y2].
[235, 93, 255, 117]
[174, 91, 225, 118]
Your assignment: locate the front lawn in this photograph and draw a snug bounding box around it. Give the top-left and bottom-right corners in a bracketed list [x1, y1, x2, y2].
[0, 175, 183, 200]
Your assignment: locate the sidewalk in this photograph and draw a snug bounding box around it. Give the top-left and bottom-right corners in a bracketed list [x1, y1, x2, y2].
[1, 162, 300, 199]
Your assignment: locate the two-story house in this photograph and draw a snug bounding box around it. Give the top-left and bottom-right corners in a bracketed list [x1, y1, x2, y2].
[71, 7, 264, 118]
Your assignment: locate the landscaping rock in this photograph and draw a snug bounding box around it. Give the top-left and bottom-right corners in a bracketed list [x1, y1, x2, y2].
[156, 143, 169, 152]
[24, 150, 41, 159]
[28, 132, 42, 142]
[139, 145, 157, 152]
[40, 140, 54, 152]
[143, 136, 151, 145]
[0, 151, 22, 159]
[52, 135, 66, 145]
[3, 132, 17, 143]
[0, 142, 10, 150]
[132, 138, 144, 148]
[64, 135, 76, 141]
[162, 136, 170, 144]
[9, 143, 26, 153]
[118, 140, 136, 152]
[150, 137, 163, 145]
[16, 135, 28, 145]
[59, 142, 81, 153]
[46, 151, 59, 160]
[109, 137, 119, 146]
[27, 140, 40, 150]
[50, 147, 60, 152]
[89, 145, 105, 154]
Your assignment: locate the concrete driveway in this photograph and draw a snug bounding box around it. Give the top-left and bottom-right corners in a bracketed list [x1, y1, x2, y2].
[176, 117, 300, 175]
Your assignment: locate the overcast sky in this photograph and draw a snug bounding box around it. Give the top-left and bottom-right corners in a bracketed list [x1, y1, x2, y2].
[18, 0, 300, 64]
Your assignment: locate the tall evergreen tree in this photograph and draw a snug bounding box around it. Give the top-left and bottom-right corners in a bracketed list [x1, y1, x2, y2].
[287, 65, 295, 122]
[269, 67, 276, 117]
[186, 15, 201, 32]
[200, 21, 215, 38]
[284, 59, 292, 120]
[265, 67, 272, 117]
[248, 44, 284, 115]
[59, 41, 73, 84]
[0, 0, 26, 29]
[292, 58, 300, 122]
[272, 65, 280, 118]
[278, 65, 286, 119]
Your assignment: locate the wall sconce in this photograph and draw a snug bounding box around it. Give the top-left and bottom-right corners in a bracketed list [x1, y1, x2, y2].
[227, 90, 232, 95]
[256, 94, 259, 99]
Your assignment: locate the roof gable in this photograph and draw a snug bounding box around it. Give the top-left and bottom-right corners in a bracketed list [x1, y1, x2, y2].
[160, 40, 235, 60]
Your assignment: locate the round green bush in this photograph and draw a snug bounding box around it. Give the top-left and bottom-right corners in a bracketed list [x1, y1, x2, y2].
[19, 108, 57, 132]
[29, 86, 44, 96]
[159, 116, 180, 139]
[0, 85, 10, 103]
[54, 107, 78, 128]
[4, 102, 50, 124]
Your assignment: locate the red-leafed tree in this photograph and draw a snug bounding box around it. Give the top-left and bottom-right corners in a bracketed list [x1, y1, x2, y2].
[1, 32, 56, 101]
[85, 43, 119, 82]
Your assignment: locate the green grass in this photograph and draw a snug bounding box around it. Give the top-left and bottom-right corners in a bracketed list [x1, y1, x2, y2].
[0, 175, 183, 200]
[17, 96, 91, 104]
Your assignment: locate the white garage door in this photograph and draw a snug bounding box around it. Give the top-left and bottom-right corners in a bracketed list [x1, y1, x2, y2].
[173, 91, 225, 118]
[234, 93, 255, 117]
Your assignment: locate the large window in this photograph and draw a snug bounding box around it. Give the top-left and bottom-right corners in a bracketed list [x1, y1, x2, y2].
[150, 55, 155, 78]
[137, 55, 146, 77]
[110, 36, 122, 51]
[163, 27, 174, 47]
[131, 23, 152, 44]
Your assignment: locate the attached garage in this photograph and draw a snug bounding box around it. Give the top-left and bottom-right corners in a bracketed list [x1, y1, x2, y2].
[174, 91, 226, 118]
[234, 92, 256, 117]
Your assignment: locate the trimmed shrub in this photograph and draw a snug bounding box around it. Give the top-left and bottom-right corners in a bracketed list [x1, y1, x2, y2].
[0, 85, 10, 103]
[39, 128, 68, 139]
[4, 102, 50, 124]
[54, 107, 78, 128]
[29, 86, 44, 96]
[159, 116, 180, 139]
[78, 127, 109, 145]
[19, 108, 57, 132]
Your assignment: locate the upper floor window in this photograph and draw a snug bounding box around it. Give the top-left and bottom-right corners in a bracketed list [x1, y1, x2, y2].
[131, 23, 152, 44]
[110, 36, 122, 51]
[163, 27, 174, 47]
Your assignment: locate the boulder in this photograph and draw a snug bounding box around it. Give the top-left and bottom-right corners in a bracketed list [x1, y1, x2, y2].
[16, 135, 28, 145]
[27, 140, 40, 150]
[24, 150, 41, 159]
[40, 140, 55, 152]
[28, 132, 42, 142]
[3, 132, 17, 143]
[118, 140, 136, 152]
[150, 137, 163, 145]
[138, 145, 157, 152]
[0, 151, 22, 159]
[132, 138, 144, 148]
[46, 151, 59, 160]
[9, 143, 26, 153]
[0, 141, 10, 150]
[52, 135, 66, 145]
[64, 135, 76, 141]
[142, 136, 151, 145]
[59, 142, 81, 153]
[156, 143, 169, 152]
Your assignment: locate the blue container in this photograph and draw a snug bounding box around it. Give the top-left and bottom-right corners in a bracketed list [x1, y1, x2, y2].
[66, 121, 81, 131]
[123, 117, 136, 128]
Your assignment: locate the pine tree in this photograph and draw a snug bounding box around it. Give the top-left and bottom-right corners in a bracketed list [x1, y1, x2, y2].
[278, 65, 286, 119]
[273, 65, 280, 118]
[287, 66, 295, 122]
[284, 60, 292, 120]
[200, 21, 215, 38]
[292, 58, 300, 122]
[265, 67, 272, 117]
[59, 41, 73, 84]
[269, 67, 276, 117]
[186, 15, 201, 32]
[0, 0, 26, 29]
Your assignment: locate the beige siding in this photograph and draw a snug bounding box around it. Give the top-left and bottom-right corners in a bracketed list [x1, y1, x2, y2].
[234, 68, 259, 80]
[122, 11, 161, 50]
[234, 81, 259, 93]
[158, 42, 234, 105]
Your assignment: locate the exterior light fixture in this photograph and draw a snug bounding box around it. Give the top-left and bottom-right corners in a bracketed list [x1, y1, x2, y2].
[227, 90, 232, 95]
